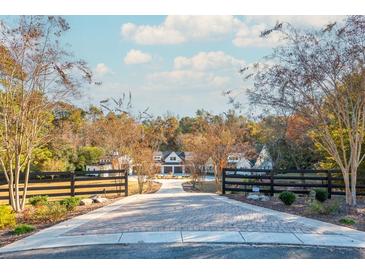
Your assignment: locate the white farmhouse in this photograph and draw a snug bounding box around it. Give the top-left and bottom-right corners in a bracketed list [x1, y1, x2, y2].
[253, 146, 273, 169]
[153, 151, 189, 175]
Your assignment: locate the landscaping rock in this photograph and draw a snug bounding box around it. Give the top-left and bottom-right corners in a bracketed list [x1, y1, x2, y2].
[247, 194, 260, 200]
[94, 197, 108, 203]
[259, 195, 270, 202]
[79, 198, 93, 206]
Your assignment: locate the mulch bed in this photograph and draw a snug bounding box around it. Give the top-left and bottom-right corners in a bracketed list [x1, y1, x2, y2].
[226, 193, 365, 232]
[145, 181, 162, 193]
[0, 182, 162, 248]
[0, 196, 124, 248]
[182, 182, 365, 232]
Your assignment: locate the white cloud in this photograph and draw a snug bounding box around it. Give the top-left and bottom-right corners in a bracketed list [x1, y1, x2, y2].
[174, 51, 244, 71]
[245, 15, 346, 28]
[121, 15, 241, 45]
[124, 49, 152, 64]
[233, 15, 346, 48]
[233, 23, 284, 47]
[121, 22, 185, 45]
[121, 15, 347, 48]
[148, 51, 243, 88]
[94, 63, 111, 76]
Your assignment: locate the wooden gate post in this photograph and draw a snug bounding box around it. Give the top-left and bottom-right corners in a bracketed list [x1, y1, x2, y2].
[222, 168, 226, 195]
[270, 169, 274, 196]
[70, 172, 75, 197]
[125, 170, 128, 197]
[327, 170, 332, 199]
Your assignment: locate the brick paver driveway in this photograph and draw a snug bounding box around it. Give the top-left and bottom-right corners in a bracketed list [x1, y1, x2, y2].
[2, 179, 365, 253]
[64, 180, 317, 235]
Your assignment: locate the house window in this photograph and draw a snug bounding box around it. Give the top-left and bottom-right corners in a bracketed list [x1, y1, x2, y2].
[170, 157, 176, 161]
[154, 156, 161, 161]
[228, 156, 239, 161]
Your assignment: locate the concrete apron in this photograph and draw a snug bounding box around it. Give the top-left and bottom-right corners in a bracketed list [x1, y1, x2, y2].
[1, 179, 365, 253]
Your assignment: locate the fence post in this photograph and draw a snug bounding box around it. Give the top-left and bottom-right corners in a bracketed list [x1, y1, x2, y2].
[70, 172, 75, 197]
[270, 169, 274, 196]
[327, 170, 332, 199]
[222, 168, 226, 195]
[125, 170, 128, 197]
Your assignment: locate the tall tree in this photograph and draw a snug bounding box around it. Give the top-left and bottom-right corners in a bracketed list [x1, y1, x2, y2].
[239, 16, 365, 206]
[0, 16, 91, 211]
[182, 133, 210, 183]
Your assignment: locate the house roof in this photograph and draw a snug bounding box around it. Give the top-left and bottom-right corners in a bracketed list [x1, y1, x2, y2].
[153, 151, 189, 163]
[253, 146, 273, 168]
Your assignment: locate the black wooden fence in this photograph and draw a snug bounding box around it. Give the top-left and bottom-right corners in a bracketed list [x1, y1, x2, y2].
[222, 168, 365, 197]
[0, 170, 128, 203]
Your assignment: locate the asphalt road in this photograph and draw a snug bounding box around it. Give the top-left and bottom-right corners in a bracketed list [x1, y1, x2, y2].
[1, 243, 365, 259]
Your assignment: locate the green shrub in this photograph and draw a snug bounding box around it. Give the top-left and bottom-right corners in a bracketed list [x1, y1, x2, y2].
[0, 205, 16, 229]
[309, 200, 340, 215]
[60, 197, 81, 211]
[278, 191, 296, 205]
[29, 195, 48, 206]
[33, 202, 67, 222]
[314, 188, 328, 202]
[339, 217, 356, 225]
[12, 224, 35, 235]
[46, 203, 67, 221]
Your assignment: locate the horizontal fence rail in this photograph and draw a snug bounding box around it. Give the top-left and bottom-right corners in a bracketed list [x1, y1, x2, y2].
[222, 168, 365, 197]
[0, 170, 128, 203]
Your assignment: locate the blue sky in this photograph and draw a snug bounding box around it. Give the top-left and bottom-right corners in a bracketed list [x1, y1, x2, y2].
[60, 15, 343, 117]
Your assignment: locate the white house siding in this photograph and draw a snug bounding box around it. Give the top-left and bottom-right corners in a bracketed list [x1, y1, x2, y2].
[85, 164, 113, 177]
[155, 151, 187, 175]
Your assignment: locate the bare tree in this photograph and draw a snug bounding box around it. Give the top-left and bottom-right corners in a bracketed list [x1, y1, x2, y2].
[131, 141, 155, 194]
[0, 16, 91, 211]
[235, 16, 365, 206]
[181, 133, 210, 184]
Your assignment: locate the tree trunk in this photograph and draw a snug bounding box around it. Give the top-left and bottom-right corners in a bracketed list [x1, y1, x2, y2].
[137, 174, 144, 194]
[8, 178, 15, 210]
[20, 160, 31, 210]
[14, 164, 21, 212]
[342, 169, 352, 205]
[350, 165, 357, 206]
[213, 164, 220, 188]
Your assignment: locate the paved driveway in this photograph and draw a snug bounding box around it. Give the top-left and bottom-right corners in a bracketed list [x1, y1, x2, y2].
[1, 179, 365, 253]
[65, 180, 315, 235]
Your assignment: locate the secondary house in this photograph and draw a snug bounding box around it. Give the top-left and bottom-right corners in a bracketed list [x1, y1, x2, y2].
[253, 146, 273, 169]
[205, 153, 252, 174]
[85, 158, 113, 177]
[85, 154, 133, 176]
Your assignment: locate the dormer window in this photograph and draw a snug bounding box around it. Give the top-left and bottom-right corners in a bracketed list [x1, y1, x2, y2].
[154, 156, 161, 161]
[228, 156, 239, 161]
[170, 157, 176, 161]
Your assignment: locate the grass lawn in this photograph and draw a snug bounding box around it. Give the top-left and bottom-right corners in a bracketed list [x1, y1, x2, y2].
[185, 180, 220, 193]
[1, 178, 161, 204]
[128, 180, 161, 195]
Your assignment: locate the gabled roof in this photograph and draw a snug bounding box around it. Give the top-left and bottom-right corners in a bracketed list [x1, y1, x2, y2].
[253, 146, 273, 169]
[153, 151, 188, 163]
